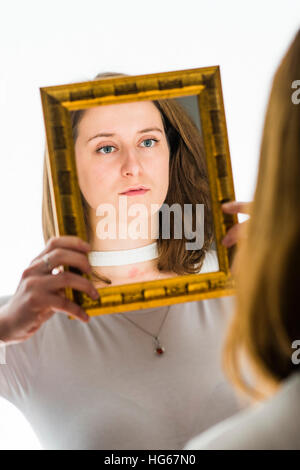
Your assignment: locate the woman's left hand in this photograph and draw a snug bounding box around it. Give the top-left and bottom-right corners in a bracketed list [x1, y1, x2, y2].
[221, 201, 253, 247]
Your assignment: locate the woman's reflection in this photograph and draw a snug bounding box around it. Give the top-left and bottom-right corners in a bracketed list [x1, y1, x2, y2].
[70, 75, 215, 288]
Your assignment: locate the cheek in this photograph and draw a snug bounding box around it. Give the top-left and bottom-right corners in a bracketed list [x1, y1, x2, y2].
[76, 155, 113, 207]
[149, 145, 169, 172]
[150, 155, 169, 183]
[78, 158, 109, 189]
[87, 166, 114, 208]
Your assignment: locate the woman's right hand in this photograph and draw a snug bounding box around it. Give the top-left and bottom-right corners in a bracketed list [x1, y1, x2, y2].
[0, 236, 100, 345]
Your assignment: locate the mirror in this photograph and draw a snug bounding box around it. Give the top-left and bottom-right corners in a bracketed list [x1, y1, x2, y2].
[40, 67, 237, 316]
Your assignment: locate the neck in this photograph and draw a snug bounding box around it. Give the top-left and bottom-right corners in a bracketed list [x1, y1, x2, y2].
[88, 240, 161, 285]
[91, 257, 161, 286]
[87, 206, 159, 251]
[87, 208, 162, 284]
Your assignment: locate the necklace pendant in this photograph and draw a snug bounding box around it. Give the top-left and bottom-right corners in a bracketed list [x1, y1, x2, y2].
[153, 337, 165, 355]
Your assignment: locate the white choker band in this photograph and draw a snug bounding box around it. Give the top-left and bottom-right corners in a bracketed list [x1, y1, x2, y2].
[88, 242, 159, 267]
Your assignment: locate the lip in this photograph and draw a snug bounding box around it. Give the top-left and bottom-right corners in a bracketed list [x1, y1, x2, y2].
[120, 189, 150, 196]
[119, 185, 150, 195]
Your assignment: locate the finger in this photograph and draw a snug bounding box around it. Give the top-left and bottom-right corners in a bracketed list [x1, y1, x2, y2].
[31, 248, 93, 276]
[44, 271, 99, 300]
[47, 293, 90, 323]
[222, 223, 242, 247]
[221, 201, 252, 214]
[31, 236, 91, 265]
[222, 220, 249, 247]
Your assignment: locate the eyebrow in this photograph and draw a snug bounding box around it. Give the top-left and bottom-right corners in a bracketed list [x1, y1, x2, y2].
[86, 127, 163, 143]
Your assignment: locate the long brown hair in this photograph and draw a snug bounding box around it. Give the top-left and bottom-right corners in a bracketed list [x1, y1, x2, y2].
[222, 30, 300, 400]
[42, 71, 214, 282]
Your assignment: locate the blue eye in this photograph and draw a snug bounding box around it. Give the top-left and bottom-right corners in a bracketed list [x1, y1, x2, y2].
[140, 138, 158, 148]
[96, 138, 158, 155]
[96, 145, 116, 155]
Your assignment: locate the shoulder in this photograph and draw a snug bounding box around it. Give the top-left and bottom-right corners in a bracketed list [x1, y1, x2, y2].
[184, 373, 300, 450]
[0, 295, 13, 308]
[196, 249, 219, 274]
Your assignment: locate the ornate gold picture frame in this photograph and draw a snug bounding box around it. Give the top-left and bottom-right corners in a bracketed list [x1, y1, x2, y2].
[40, 66, 238, 317]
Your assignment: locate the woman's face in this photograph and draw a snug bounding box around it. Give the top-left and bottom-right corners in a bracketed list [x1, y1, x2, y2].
[74, 101, 170, 225]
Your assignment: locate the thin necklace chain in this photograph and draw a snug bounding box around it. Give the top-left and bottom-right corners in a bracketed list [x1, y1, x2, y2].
[122, 304, 171, 341]
[121, 271, 171, 354]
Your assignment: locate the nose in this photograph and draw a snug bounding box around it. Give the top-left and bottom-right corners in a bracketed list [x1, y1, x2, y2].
[121, 149, 142, 177]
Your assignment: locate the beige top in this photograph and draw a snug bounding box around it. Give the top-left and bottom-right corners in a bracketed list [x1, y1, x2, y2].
[0, 250, 244, 450]
[184, 372, 300, 450]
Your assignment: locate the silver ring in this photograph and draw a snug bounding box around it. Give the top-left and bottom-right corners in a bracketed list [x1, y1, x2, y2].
[42, 253, 52, 272]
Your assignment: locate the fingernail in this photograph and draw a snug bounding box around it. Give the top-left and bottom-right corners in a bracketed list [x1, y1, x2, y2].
[222, 237, 230, 246]
[92, 289, 99, 299]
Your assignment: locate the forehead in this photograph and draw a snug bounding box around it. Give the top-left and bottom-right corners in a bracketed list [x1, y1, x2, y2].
[78, 101, 163, 135]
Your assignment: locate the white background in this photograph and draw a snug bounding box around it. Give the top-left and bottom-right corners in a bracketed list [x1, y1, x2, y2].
[0, 0, 299, 450]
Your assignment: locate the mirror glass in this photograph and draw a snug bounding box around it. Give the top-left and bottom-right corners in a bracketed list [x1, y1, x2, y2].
[70, 94, 219, 289]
